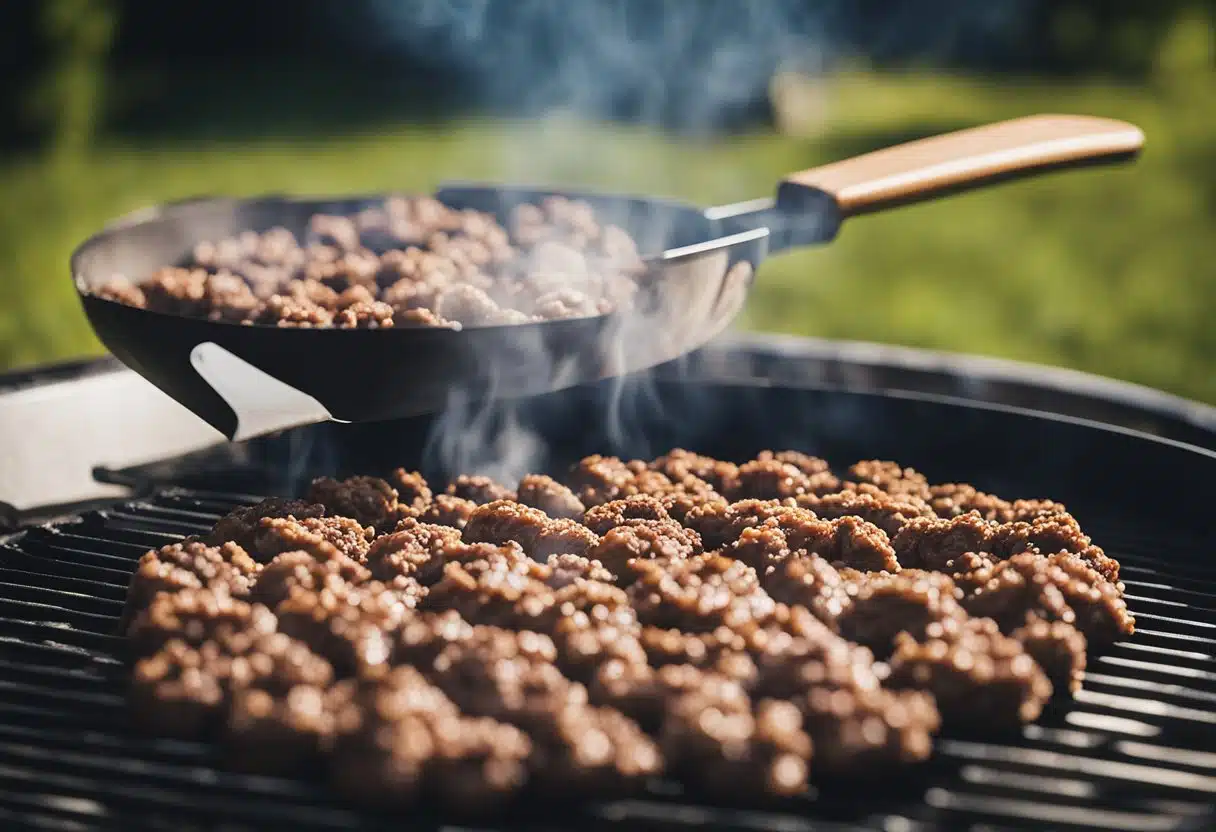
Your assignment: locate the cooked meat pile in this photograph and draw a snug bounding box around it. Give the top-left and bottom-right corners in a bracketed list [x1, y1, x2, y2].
[124, 451, 1132, 812]
[94, 196, 648, 328]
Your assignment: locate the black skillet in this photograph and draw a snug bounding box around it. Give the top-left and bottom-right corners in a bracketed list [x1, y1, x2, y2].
[71, 115, 1143, 441]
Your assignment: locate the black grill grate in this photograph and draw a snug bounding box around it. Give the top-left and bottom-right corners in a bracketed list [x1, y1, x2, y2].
[1, 489, 1214, 831]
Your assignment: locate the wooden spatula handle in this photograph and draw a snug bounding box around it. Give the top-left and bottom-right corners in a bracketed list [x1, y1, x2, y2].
[780, 115, 1144, 218]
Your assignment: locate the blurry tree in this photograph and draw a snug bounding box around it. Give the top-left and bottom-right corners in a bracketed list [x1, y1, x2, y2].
[1034, 0, 1216, 76]
[25, 0, 116, 164]
[845, 0, 1216, 76]
[1, 0, 1214, 152]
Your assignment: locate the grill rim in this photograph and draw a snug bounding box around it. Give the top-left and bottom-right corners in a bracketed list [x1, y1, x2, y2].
[5, 332, 1216, 445]
[701, 332, 1216, 445]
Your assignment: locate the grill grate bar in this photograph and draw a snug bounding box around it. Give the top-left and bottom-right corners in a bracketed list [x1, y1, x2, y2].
[0, 568, 127, 600]
[1123, 627, 1216, 647]
[0, 619, 122, 653]
[77, 515, 182, 538]
[0, 802, 122, 832]
[0, 678, 123, 709]
[1063, 711, 1162, 737]
[934, 740, 1216, 793]
[0, 722, 222, 769]
[0, 599, 119, 632]
[1114, 741, 1216, 771]
[0, 657, 115, 686]
[1095, 655, 1216, 682]
[0, 631, 118, 661]
[1113, 641, 1213, 663]
[1072, 689, 1216, 725]
[74, 519, 184, 548]
[1123, 580, 1216, 606]
[0, 730, 333, 803]
[0, 760, 364, 831]
[591, 798, 888, 831]
[18, 537, 147, 567]
[150, 496, 246, 516]
[0, 581, 124, 616]
[8, 562, 129, 591]
[1018, 724, 1101, 749]
[1121, 595, 1211, 617]
[959, 762, 1097, 797]
[123, 503, 229, 525]
[1082, 672, 1216, 706]
[0, 704, 126, 733]
[1128, 614, 1216, 638]
[1112, 555, 1216, 577]
[922, 788, 1190, 832]
[42, 529, 154, 554]
[157, 487, 274, 507]
[1106, 564, 1216, 588]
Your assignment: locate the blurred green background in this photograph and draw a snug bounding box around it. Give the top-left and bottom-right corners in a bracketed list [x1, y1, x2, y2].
[2, 1, 1214, 401]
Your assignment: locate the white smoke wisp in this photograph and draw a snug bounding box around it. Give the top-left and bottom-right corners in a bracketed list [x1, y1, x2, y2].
[356, 0, 829, 133]
[421, 388, 550, 486]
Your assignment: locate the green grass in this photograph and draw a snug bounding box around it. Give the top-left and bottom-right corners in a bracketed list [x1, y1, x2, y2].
[3, 62, 1215, 402]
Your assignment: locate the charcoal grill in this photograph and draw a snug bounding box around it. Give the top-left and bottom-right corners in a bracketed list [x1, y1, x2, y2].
[1, 332, 1215, 831]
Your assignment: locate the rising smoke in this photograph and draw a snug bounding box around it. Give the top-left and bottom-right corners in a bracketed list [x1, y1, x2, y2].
[351, 0, 830, 133]
[348, 0, 1031, 131]
[348, 0, 1028, 486]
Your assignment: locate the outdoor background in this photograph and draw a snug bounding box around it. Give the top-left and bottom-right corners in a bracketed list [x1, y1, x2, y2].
[1, 0, 1214, 401]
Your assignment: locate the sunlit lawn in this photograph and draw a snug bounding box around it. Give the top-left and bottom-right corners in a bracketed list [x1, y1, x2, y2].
[2, 66, 1214, 401]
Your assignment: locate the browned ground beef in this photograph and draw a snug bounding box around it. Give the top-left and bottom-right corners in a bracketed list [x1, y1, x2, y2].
[124, 452, 1128, 812]
[94, 196, 648, 329]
